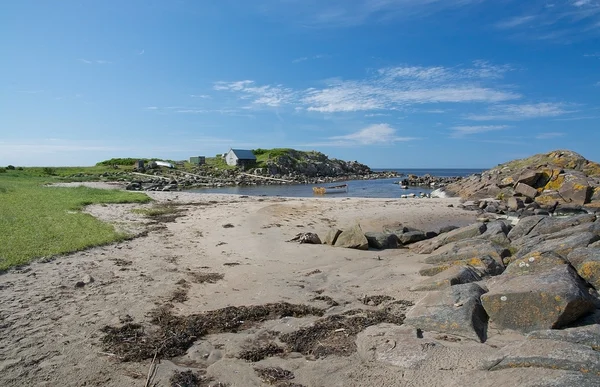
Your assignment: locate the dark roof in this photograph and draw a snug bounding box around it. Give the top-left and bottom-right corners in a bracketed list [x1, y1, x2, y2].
[230, 149, 257, 160]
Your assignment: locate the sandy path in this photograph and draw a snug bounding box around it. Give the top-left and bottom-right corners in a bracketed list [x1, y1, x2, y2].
[0, 193, 563, 386]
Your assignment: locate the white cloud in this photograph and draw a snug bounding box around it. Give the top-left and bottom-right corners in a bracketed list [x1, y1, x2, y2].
[573, 0, 591, 7]
[495, 15, 537, 29]
[292, 54, 328, 63]
[292, 57, 308, 63]
[79, 58, 111, 64]
[137, 49, 145, 55]
[535, 132, 566, 139]
[215, 61, 520, 113]
[450, 125, 510, 137]
[190, 94, 211, 98]
[466, 103, 570, 120]
[328, 124, 417, 145]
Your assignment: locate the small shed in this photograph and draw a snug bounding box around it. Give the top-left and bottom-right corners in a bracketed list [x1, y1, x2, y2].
[225, 149, 257, 167]
[189, 156, 206, 165]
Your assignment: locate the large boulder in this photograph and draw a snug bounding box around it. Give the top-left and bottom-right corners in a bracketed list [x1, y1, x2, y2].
[514, 182, 538, 199]
[323, 228, 343, 245]
[516, 169, 543, 186]
[411, 223, 487, 254]
[527, 214, 596, 238]
[334, 224, 369, 250]
[558, 174, 593, 206]
[528, 324, 600, 350]
[419, 255, 504, 277]
[567, 247, 600, 289]
[364, 232, 399, 249]
[424, 239, 509, 266]
[503, 251, 567, 276]
[481, 265, 594, 333]
[507, 215, 547, 241]
[405, 283, 488, 342]
[410, 265, 482, 291]
[513, 231, 600, 260]
[478, 220, 511, 245]
[510, 221, 600, 251]
[398, 230, 427, 245]
[485, 339, 600, 374]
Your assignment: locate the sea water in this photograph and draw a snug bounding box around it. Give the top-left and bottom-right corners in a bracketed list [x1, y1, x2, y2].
[188, 169, 483, 199]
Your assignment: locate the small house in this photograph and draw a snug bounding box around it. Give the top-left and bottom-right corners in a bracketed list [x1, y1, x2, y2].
[189, 156, 206, 165]
[134, 160, 145, 170]
[225, 149, 257, 167]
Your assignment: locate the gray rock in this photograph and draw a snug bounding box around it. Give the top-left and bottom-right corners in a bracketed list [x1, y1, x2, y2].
[289, 232, 322, 244]
[382, 224, 408, 235]
[405, 283, 488, 342]
[507, 215, 546, 241]
[511, 221, 600, 251]
[411, 223, 487, 254]
[82, 274, 94, 284]
[485, 339, 600, 374]
[410, 265, 482, 291]
[438, 225, 459, 234]
[419, 255, 504, 277]
[481, 265, 594, 333]
[424, 239, 509, 266]
[528, 214, 596, 238]
[365, 232, 399, 249]
[516, 169, 543, 186]
[355, 324, 445, 369]
[567, 247, 600, 289]
[514, 231, 600, 260]
[455, 368, 600, 387]
[515, 182, 538, 199]
[334, 224, 369, 250]
[399, 231, 427, 245]
[504, 251, 567, 276]
[323, 228, 342, 245]
[528, 324, 600, 350]
[478, 220, 511, 245]
[507, 197, 525, 211]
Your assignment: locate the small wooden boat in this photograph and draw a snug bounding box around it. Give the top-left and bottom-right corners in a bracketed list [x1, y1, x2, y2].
[313, 184, 348, 194]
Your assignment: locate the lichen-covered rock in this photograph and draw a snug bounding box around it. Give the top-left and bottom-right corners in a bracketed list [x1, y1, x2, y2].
[507, 215, 547, 241]
[481, 265, 594, 333]
[323, 228, 343, 245]
[410, 265, 482, 291]
[527, 214, 596, 238]
[513, 231, 600, 260]
[504, 251, 567, 276]
[485, 339, 600, 375]
[411, 223, 487, 254]
[405, 283, 488, 342]
[424, 239, 509, 266]
[478, 220, 511, 245]
[334, 224, 369, 250]
[419, 255, 504, 277]
[511, 221, 600, 251]
[364, 232, 399, 249]
[514, 182, 538, 199]
[567, 247, 600, 289]
[528, 325, 600, 350]
[558, 174, 593, 206]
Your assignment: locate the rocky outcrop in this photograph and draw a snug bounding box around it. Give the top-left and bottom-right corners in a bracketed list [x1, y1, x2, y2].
[410, 265, 482, 291]
[334, 224, 369, 250]
[441, 150, 600, 209]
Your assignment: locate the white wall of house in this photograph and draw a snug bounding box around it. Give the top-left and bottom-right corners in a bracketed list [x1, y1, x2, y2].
[225, 150, 238, 166]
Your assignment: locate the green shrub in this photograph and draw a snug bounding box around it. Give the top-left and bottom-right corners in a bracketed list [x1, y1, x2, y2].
[0, 168, 6, 174]
[42, 167, 56, 175]
[6, 165, 15, 170]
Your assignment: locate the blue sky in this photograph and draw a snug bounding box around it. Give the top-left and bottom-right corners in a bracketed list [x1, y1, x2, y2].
[1, 0, 599, 168]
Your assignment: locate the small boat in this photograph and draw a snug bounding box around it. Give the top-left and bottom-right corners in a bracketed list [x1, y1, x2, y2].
[313, 184, 348, 194]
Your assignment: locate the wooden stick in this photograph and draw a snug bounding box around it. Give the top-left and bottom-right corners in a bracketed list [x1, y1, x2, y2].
[144, 350, 158, 387]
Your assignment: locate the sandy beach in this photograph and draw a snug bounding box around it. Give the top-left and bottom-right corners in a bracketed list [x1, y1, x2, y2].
[0, 190, 587, 386]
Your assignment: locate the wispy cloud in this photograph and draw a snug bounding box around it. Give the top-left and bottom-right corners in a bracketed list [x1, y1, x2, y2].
[300, 123, 418, 147]
[466, 102, 570, 121]
[494, 0, 600, 42]
[292, 54, 329, 63]
[214, 80, 294, 107]
[137, 49, 145, 55]
[535, 132, 566, 139]
[450, 125, 510, 137]
[215, 61, 520, 113]
[258, 0, 485, 28]
[190, 94, 211, 98]
[78, 59, 112, 64]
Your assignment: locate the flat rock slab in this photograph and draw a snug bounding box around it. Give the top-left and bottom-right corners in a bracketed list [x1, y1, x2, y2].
[567, 247, 600, 290]
[481, 265, 594, 333]
[511, 220, 600, 251]
[411, 223, 487, 254]
[515, 182, 538, 198]
[399, 230, 427, 245]
[355, 324, 445, 369]
[457, 368, 600, 387]
[424, 239, 509, 266]
[485, 339, 600, 375]
[507, 215, 546, 241]
[478, 220, 511, 245]
[405, 283, 488, 342]
[514, 231, 600, 260]
[504, 251, 567, 276]
[410, 265, 482, 291]
[419, 255, 504, 277]
[334, 224, 369, 250]
[528, 214, 596, 238]
[528, 324, 600, 350]
[364, 232, 399, 249]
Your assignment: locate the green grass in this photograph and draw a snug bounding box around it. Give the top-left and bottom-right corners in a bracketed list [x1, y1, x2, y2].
[0, 173, 151, 270]
[131, 203, 181, 218]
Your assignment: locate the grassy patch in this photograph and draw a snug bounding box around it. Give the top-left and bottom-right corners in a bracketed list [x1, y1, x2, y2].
[0, 174, 150, 270]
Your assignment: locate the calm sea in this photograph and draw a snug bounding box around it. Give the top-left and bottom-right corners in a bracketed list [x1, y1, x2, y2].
[188, 168, 483, 199]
